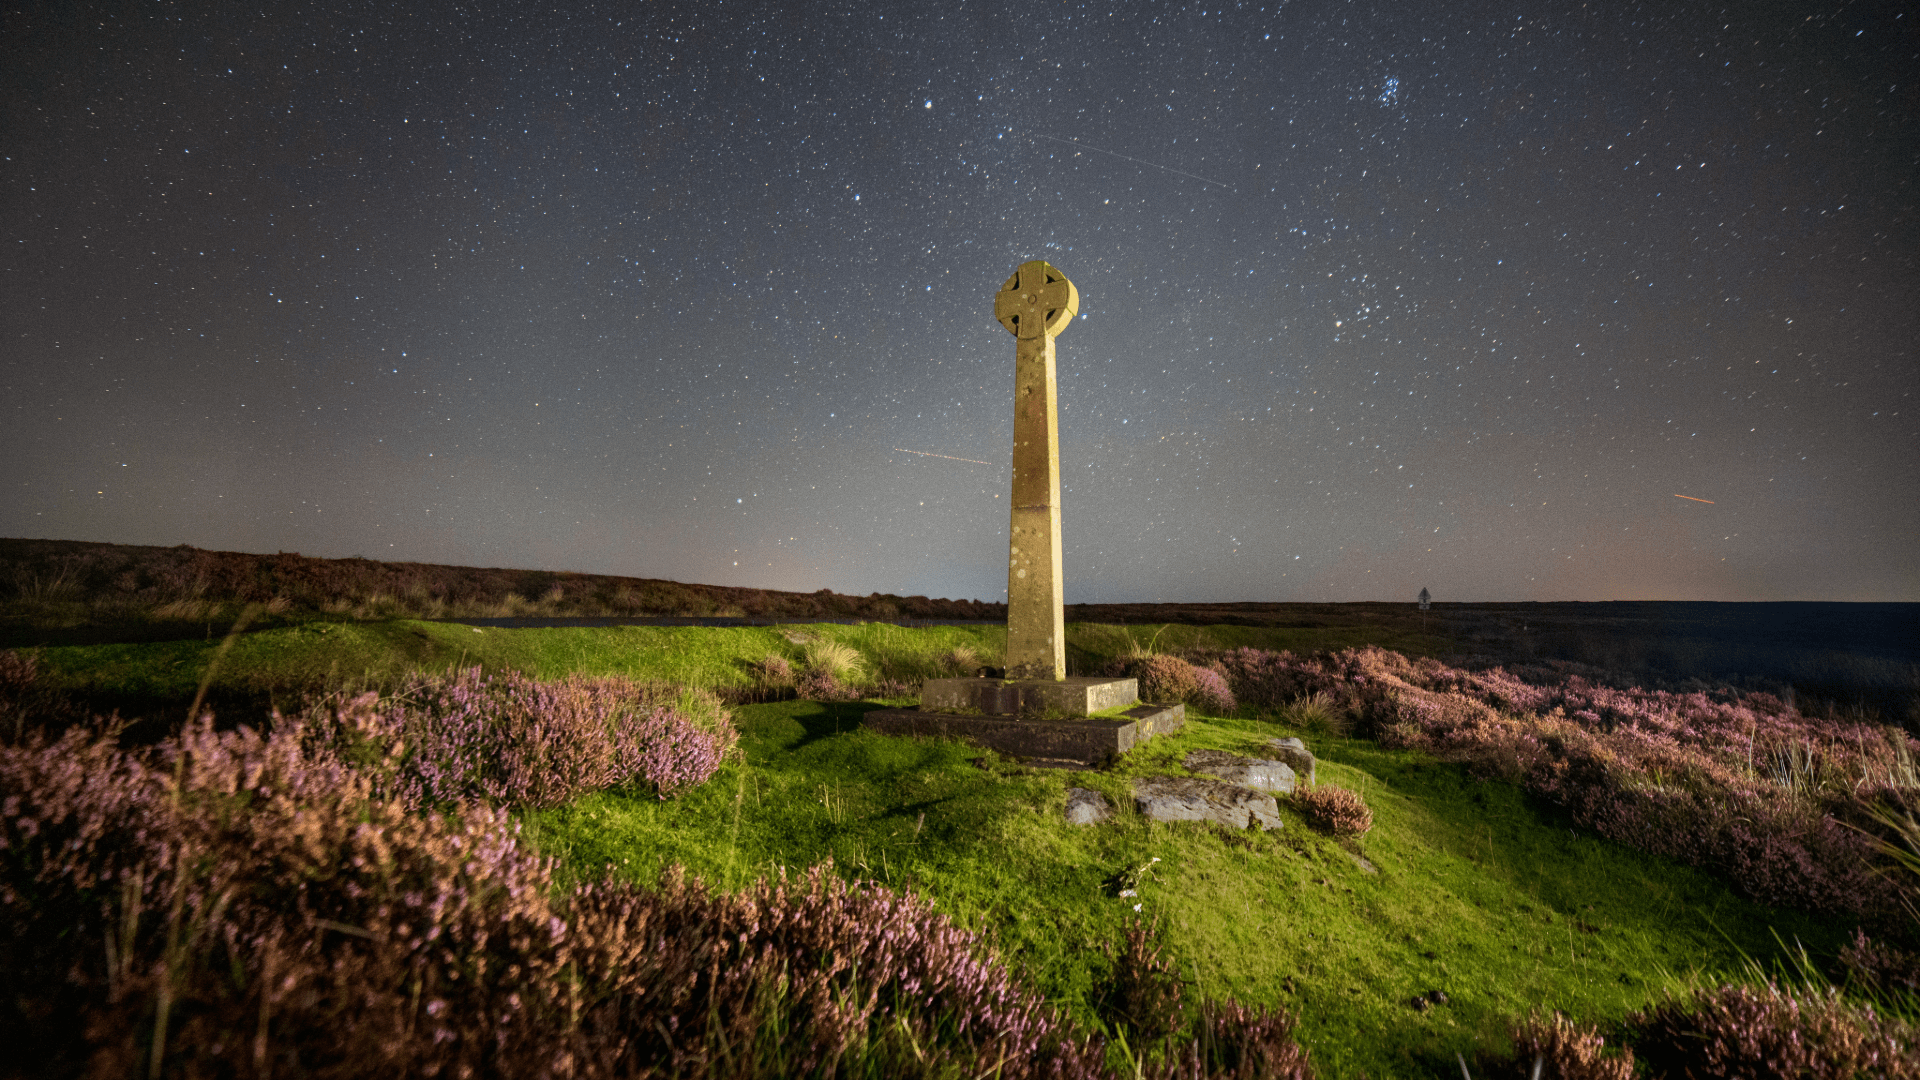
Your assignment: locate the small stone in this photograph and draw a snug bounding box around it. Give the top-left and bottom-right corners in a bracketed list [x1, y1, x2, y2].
[1133, 776, 1283, 831]
[1183, 749, 1297, 794]
[1264, 737, 1317, 784]
[1064, 787, 1113, 825]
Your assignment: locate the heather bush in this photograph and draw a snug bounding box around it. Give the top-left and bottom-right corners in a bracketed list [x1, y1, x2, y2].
[1, 717, 561, 1077]
[1162, 1000, 1316, 1080]
[0, 715, 1316, 1078]
[296, 667, 736, 808]
[1198, 645, 1917, 920]
[794, 666, 860, 701]
[1841, 930, 1920, 999]
[1094, 917, 1189, 1051]
[1089, 919, 1316, 1079]
[0, 648, 55, 741]
[1483, 1012, 1634, 1080]
[1630, 982, 1920, 1078]
[1106, 654, 1237, 714]
[1208, 648, 1328, 713]
[1290, 784, 1373, 837]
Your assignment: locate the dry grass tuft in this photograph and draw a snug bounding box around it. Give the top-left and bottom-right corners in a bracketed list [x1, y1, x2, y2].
[804, 639, 866, 682]
[1291, 783, 1374, 836]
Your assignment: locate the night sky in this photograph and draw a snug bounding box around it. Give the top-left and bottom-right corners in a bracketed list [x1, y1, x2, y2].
[6, 1, 1915, 604]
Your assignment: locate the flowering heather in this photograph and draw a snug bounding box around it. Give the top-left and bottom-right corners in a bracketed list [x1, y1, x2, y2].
[1095, 917, 1190, 1049]
[793, 666, 861, 701]
[1106, 654, 1238, 714]
[295, 666, 735, 808]
[1840, 929, 1920, 999]
[759, 652, 794, 682]
[0, 716, 1314, 1078]
[1, 718, 559, 1077]
[1199, 645, 1918, 920]
[1630, 982, 1920, 1078]
[1290, 784, 1373, 837]
[1483, 1012, 1634, 1080]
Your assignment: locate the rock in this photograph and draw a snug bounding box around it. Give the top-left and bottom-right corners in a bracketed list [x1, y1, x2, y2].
[1264, 737, 1317, 784]
[1064, 787, 1113, 825]
[1183, 749, 1298, 794]
[1133, 776, 1283, 831]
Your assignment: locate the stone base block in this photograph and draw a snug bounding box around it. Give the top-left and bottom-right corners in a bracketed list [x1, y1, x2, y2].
[920, 676, 1138, 717]
[861, 703, 1183, 767]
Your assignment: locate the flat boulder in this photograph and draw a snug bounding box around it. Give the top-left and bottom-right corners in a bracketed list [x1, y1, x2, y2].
[1264, 737, 1317, 784]
[1183, 749, 1298, 794]
[1064, 787, 1114, 825]
[1133, 776, 1283, 831]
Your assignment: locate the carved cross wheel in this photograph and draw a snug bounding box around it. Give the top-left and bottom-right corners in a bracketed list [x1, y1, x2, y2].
[994, 260, 1079, 339]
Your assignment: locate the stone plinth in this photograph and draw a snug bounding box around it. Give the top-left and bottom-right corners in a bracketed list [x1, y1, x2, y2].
[861, 703, 1184, 768]
[920, 676, 1138, 718]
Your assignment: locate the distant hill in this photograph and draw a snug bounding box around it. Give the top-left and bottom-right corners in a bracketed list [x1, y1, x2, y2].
[0, 537, 1002, 641]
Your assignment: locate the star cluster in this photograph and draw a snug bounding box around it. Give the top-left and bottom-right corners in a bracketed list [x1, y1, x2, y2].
[4, 0, 1914, 601]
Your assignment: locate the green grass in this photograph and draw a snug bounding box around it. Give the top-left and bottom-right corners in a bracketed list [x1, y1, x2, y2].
[522, 699, 1852, 1077]
[23, 620, 1002, 701]
[22, 619, 1451, 706]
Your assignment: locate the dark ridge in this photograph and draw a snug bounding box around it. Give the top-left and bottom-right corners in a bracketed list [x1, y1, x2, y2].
[0, 537, 1007, 647]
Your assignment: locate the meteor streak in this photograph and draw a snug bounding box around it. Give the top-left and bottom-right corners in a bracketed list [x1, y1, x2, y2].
[895, 448, 992, 466]
[1673, 494, 1716, 504]
[1028, 132, 1235, 190]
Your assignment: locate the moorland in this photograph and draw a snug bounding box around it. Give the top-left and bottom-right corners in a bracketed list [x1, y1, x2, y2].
[4, 537, 1919, 1078]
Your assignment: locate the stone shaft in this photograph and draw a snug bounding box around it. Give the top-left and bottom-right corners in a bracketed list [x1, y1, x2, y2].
[1007, 329, 1064, 680]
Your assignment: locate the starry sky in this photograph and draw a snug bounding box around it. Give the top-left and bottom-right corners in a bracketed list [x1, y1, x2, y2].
[5, 0, 1916, 604]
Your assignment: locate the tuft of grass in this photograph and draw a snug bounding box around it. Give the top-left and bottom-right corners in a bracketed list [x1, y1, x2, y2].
[803, 638, 866, 682]
[1281, 691, 1350, 738]
[944, 643, 983, 675]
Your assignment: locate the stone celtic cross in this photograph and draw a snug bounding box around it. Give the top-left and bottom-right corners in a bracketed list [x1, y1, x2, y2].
[994, 260, 1078, 681]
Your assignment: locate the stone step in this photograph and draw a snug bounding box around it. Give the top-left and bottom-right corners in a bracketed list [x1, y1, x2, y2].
[860, 702, 1184, 768]
[919, 675, 1138, 717]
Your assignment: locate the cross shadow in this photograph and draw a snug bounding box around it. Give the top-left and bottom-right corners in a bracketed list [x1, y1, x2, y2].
[768, 699, 895, 754]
